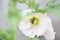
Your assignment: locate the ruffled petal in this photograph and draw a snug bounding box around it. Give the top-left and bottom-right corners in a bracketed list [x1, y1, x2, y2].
[22, 28, 33, 37]
[43, 15, 55, 40]
[18, 19, 31, 30]
[44, 30, 55, 40]
[36, 26, 47, 37]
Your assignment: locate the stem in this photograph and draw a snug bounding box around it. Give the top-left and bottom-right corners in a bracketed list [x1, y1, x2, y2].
[8, 0, 20, 40]
[29, 38, 39, 40]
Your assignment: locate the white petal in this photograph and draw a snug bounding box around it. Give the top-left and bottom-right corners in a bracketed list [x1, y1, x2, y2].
[29, 32, 36, 38]
[21, 9, 35, 18]
[44, 30, 55, 40]
[22, 28, 33, 37]
[45, 15, 54, 32]
[36, 26, 47, 37]
[23, 27, 36, 38]
[16, 2, 28, 10]
[18, 18, 35, 37]
[43, 16, 55, 40]
[18, 19, 31, 30]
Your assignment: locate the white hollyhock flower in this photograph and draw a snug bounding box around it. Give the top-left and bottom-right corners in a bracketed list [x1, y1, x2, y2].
[18, 9, 55, 40]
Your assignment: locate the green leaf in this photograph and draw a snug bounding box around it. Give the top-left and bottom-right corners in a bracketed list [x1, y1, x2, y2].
[46, 0, 60, 17]
[0, 29, 8, 40]
[34, 9, 47, 14]
[25, 0, 35, 9]
[31, 0, 35, 8]
[34, 3, 39, 10]
[46, 0, 56, 7]
[46, 4, 60, 17]
[0, 29, 11, 40]
[18, 0, 40, 12]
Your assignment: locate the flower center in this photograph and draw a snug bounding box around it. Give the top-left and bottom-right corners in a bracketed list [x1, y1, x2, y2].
[30, 16, 40, 26]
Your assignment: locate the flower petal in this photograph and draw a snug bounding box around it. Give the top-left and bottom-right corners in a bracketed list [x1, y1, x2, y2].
[22, 28, 33, 37]
[44, 30, 55, 40]
[21, 9, 35, 18]
[43, 16, 55, 40]
[18, 19, 31, 30]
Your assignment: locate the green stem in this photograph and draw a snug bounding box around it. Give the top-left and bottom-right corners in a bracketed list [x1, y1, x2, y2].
[7, 0, 20, 40]
[29, 38, 39, 40]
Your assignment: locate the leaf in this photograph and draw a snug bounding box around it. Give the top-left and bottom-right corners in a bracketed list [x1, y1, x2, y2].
[34, 9, 46, 14]
[46, 4, 60, 17]
[46, 0, 60, 17]
[0, 29, 17, 40]
[33, 3, 39, 10]
[0, 29, 10, 40]
[26, 0, 35, 9]
[31, 0, 35, 8]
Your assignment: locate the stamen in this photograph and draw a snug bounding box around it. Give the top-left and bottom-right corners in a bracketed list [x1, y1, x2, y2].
[30, 16, 40, 26]
[31, 18, 35, 24]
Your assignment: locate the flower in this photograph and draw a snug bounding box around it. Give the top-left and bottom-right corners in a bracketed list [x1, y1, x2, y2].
[18, 9, 55, 40]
